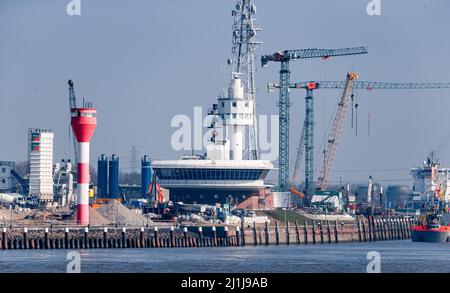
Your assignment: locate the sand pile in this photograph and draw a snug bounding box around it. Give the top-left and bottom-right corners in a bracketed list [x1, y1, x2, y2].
[70, 207, 110, 226]
[96, 201, 148, 226]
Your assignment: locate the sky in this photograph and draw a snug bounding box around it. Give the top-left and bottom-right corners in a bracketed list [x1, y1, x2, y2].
[1, 0, 450, 186]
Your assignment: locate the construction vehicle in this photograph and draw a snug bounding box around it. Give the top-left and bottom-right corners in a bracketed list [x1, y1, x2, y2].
[310, 191, 342, 213]
[261, 47, 368, 192]
[147, 173, 165, 210]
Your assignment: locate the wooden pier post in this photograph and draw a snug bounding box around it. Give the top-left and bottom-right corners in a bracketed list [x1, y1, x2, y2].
[235, 226, 240, 247]
[384, 219, 388, 240]
[404, 219, 409, 239]
[391, 219, 396, 240]
[407, 218, 412, 238]
[312, 221, 317, 244]
[375, 219, 381, 241]
[102, 227, 108, 248]
[334, 221, 339, 243]
[326, 221, 332, 244]
[319, 221, 324, 244]
[212, 226, 217, 246]
[357, 219, 362, 242]
[264, 221, 269, 246]
[83, 227, 88, 249]
[153, 227, 159, 248]
[362, 221, 367, 242]
[183, 227, 188, 247]
[285, 221, 290, 245]
[23, 227, 29, 249]
[304, 221, 309, 244]
[169, 226, 174, 247]
[383, 218, 388, 240]
[252, 222, 257, 246]
[400, 219, 406, 239]
[377, 219, 384, 241]
[371, 217, 376, 242]
[224, 226, 229, 246]
[275, 222, 280, 245]
[140, 227, 145, 248]
[295, 221, 300, 245]
[121, 227, 127, 248]
[240, 220, 245, 247]
[394, 219, 398, 240]
[2, 227, 7, 250]
[197, 226, 203, 247]
[367, 217, 373, 242]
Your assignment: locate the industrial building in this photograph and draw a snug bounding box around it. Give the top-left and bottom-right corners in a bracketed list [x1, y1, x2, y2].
[28, 128, 54, 202]
[0, 161, 16, 193]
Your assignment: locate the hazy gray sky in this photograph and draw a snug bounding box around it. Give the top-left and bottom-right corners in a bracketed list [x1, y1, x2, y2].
[1, 0, 450, 185]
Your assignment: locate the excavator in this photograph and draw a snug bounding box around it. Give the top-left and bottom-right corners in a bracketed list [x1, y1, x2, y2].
[147, 174, 164, 208]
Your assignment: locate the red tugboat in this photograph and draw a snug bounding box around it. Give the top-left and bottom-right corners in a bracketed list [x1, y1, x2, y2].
[412, 208, 450, 242]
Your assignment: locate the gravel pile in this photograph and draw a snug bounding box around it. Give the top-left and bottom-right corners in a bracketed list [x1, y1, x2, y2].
[70, 207, 110, 226]
[96, 201, 148, 226]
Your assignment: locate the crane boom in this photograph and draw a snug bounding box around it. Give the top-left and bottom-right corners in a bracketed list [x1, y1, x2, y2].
[317, 72, 358, 191]
[68, 80, 79, 165]
[291, 119, 306, 185]
[289, 81, 450, 90]
[261, 47, 368, 67]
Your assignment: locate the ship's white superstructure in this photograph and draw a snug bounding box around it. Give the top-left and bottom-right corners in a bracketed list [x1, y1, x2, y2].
[410, 153, 450, 204]
[152, 1, 273, 204]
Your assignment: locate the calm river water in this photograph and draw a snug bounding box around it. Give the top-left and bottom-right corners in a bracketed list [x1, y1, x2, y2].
[0, 240, 449, 273]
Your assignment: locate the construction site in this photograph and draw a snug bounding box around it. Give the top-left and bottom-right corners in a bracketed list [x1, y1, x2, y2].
[1, 0, 450, 248]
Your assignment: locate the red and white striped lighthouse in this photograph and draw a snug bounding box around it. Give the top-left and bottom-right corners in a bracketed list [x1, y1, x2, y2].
[71, 108, 97, 225]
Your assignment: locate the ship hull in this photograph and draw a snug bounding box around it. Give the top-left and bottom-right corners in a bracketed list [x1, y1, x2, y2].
[412, 228, 450, 242]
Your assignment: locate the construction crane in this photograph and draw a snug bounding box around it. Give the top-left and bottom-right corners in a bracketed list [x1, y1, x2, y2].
[68, 80, 79, 166]
[269, 79, 450, 192]
[317, 73, 358, 192]
[261, 46, 368, 192]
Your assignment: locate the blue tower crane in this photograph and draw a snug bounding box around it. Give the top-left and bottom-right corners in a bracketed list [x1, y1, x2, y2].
[269, 79, 450, 193]
[261, 47, 368, 192]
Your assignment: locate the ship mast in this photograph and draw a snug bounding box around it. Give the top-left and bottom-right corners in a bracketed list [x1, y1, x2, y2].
[230, 0, 262, 160]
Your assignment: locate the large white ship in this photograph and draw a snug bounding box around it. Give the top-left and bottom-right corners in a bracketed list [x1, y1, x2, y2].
[152, 1, 274, 205]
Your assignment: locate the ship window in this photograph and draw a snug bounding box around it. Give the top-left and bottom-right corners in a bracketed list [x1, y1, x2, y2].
[232, 102, 237, 107]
